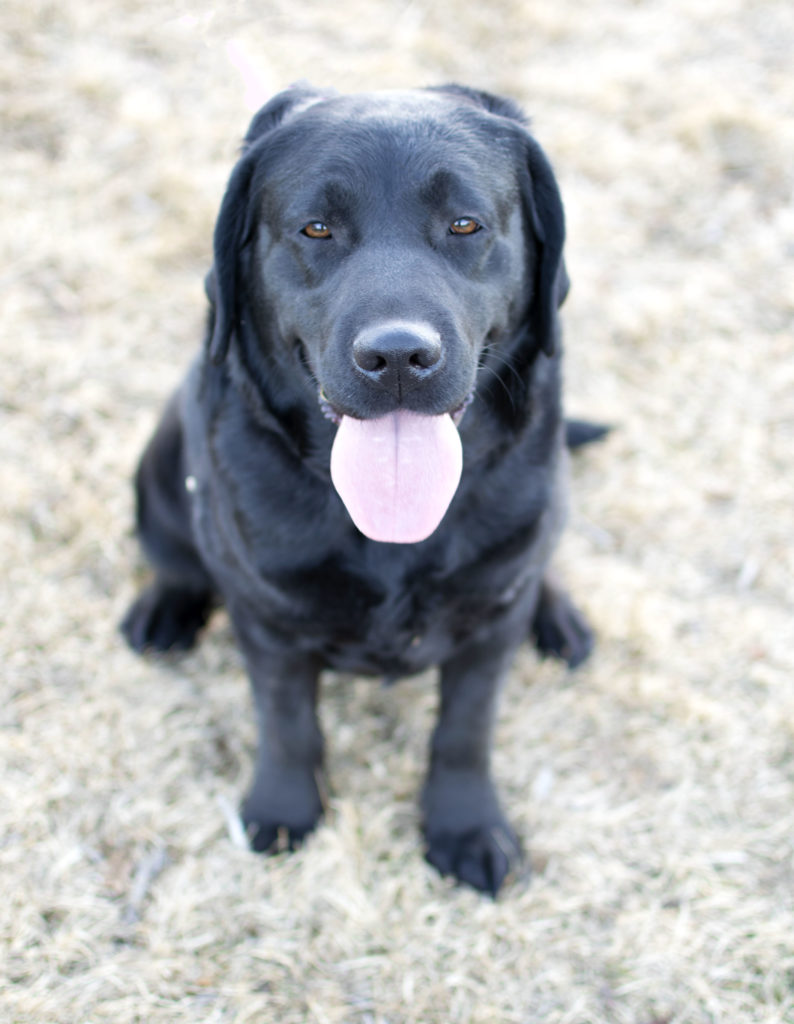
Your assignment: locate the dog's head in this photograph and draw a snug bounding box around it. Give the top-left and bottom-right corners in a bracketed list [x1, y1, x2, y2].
[207, 84, 567, 542]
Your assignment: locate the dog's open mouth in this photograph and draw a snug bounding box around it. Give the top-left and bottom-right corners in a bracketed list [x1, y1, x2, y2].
[330, 409, 463, 544]
[319, 391, 473, 545]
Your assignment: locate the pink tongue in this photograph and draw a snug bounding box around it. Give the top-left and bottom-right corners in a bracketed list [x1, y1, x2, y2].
[330, 410, 463, 544]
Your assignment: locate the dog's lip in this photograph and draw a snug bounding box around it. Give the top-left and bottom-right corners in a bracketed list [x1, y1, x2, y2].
[318, 389, 342, 425]
[450, 391, 474, 425]
[318, 389, 474, 427]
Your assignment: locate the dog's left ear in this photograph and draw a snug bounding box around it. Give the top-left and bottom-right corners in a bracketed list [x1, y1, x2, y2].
[430, 86, 568, 359]
[522, 135, 568, 358]
[208, 83, 333, 364]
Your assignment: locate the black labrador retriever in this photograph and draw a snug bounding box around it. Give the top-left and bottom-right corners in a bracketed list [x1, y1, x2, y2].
[122, 84, 597, 895]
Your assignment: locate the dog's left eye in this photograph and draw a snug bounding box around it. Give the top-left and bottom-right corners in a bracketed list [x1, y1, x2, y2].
[302, 222, 332, 239]
[449, 217, 482, 235]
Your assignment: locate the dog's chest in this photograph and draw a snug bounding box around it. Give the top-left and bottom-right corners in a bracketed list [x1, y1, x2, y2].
[266, 532, 538, 675]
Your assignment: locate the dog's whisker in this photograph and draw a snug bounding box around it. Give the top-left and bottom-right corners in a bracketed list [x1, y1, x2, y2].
[477, 354, 519, 412]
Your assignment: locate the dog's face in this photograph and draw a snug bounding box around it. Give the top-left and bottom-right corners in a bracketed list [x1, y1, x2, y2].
[252, 93, 530, 423]
[208, 86, 567, 542]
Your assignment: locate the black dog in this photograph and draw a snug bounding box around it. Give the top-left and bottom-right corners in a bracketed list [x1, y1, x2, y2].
[122, 84, 596, 895]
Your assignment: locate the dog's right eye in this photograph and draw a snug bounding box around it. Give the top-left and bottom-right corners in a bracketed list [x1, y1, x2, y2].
[449, 217, 482, 235]
[301, 222, 332, 239]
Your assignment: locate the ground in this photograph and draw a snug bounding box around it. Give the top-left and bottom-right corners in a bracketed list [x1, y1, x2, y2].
[2, 1, 793, 1022]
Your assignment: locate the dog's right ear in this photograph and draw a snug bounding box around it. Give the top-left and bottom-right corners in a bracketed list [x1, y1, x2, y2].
[208, 83, 332, 364]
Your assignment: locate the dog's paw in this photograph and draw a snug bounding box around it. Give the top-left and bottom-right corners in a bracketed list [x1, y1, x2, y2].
[425, 823, 523, 896]
[121, 582, 213, 653]
[241, 810, 321, 854]
[531, 582, 594, 669]
[241, 771, 324, 855]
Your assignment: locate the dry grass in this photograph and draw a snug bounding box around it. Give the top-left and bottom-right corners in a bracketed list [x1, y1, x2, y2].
[2, 1, 794, 1021]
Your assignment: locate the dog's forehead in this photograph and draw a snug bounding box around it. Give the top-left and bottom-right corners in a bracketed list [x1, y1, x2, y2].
[260, 90, 522, 210]
[310, 88, 487, 122]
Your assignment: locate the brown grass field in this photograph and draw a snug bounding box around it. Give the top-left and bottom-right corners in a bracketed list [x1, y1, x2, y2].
[2, 1, 793, 1021]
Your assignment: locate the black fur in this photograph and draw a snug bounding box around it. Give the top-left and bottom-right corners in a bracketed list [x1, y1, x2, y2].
[565, 418, 612, 449]
[122, 85, 598, 895]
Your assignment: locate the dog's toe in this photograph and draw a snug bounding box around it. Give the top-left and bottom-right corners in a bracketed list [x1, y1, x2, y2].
[425, 824, 523, 896]
[531, 581, 594, 669]
[243, 815, 319, 854]
[121, 582, 213, 653]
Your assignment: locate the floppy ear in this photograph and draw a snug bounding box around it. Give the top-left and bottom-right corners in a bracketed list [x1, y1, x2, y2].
[427, 83, 529, 125]
[208, 83, 333, 364]
[208, 151, 258, 364]
[430, 86, 567, 359]
[522, 135, 567, 358]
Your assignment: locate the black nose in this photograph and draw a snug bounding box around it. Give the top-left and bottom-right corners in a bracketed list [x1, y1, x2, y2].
[352, 322, 443, 388]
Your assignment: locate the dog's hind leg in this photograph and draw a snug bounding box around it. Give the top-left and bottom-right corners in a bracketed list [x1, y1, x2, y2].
[121, 393, 216, 653]
[530, 576, 593, 669]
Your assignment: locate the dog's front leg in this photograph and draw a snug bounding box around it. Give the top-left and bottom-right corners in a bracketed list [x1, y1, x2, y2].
[232, 612, 325, 853]
[422, 628, 524, 895]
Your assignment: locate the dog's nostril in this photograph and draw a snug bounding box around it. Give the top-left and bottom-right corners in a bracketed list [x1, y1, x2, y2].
[409, 347, 440, 370]
[355, 350, 388, 374]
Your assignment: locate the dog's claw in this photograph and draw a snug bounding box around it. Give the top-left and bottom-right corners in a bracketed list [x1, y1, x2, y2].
[244, 818, 318, 854]
[425, 824, 523, 896]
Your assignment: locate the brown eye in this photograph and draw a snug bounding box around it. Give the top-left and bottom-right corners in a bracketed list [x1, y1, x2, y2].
[302, 222, 332, 239]
[449, 217, 481, 235]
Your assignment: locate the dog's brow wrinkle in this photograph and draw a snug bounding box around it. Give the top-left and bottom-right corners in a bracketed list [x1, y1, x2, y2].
[420, 169, 453, 207]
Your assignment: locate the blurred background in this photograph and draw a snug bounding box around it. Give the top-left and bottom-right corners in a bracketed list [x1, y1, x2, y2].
[2, 2, 793, 1022]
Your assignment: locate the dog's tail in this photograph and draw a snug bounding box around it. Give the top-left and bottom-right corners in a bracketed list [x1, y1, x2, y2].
[565, 419, 612, 449]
